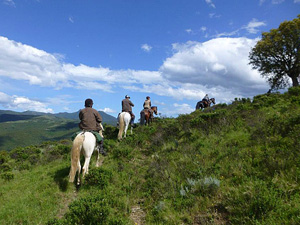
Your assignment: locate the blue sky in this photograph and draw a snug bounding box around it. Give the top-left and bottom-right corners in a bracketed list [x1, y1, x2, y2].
[0, 0, 299, 118]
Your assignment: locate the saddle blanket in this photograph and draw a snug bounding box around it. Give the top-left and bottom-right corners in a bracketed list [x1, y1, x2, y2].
[71, 131, 103, 143]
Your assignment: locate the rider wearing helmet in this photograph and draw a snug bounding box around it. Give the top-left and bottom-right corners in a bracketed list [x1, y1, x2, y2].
[122, 95, 135, 125]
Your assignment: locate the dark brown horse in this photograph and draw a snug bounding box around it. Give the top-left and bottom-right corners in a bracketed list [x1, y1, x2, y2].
[140, 106, 158, 125]
[195, 98, 215, 110]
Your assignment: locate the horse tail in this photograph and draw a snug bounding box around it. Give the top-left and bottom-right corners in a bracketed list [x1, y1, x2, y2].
[69, 133, 85, 182]
[118, 113, 125, 140]
[140, 111, 145, 125]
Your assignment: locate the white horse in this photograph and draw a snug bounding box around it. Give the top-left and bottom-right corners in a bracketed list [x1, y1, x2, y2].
[69, 124, 104, 185]
[117, 112, 132, 140]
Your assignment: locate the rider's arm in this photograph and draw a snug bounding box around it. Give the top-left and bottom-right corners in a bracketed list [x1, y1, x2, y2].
[95, 111, 102, 123]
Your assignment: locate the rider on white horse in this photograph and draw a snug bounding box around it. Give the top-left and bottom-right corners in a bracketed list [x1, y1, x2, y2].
[79, 98, 107, 156]
[122, 95, 135, 126]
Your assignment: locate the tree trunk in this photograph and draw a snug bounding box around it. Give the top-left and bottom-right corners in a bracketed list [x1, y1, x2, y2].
[291, 75, 299, 87]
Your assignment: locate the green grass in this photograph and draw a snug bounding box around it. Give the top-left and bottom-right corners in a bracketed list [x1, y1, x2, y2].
[1, 87, 300, 224]
[0, 116, 79, 151]
[0, 160, 76, 224]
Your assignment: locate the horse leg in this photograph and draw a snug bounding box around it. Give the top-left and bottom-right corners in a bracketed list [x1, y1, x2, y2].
[124, 123, 129, 138]
[95, 146, 100, 167]
[145, 113, 149, 126]
[77, 160, 81, 185]
[82, 156, 91, 178]
[95, 145, 104, 167]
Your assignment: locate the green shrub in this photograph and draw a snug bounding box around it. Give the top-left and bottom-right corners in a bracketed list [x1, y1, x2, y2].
[225, 180, 280, 224]
[1, 172, 14, 181]
[180, 177, 221, 198]
[44, 144, 70, 162]
[10, 146, 41, 162]
[84, 167, 112, 188]
[112, 146, 133, 160]
[64, 193, 110, 225]
[0, 151, 9, 165]
[288, 86, 300, 96]
[18, 161, 31, 171]
[0, 163, 11, 172]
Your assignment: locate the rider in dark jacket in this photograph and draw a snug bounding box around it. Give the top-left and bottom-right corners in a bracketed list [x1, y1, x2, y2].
[79, 98, 107, 156]
[122, 95, 135, 125]
[79, 99, 102, 131]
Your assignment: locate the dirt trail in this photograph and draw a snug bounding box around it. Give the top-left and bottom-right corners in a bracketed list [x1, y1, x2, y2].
[130, 204, 146, 225]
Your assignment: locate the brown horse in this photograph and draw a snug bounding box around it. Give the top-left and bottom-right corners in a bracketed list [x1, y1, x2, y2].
[195, 98, 215, 110]
[140, 106, 158, 125]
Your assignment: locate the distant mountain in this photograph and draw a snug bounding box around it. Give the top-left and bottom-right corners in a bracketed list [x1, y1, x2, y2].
[0, 110, 117, 125]
[54, 110, 117, 125]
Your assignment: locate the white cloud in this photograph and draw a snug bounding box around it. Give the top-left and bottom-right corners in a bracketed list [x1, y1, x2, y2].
[209, 13, 221, 19]
[0, 92, 12, 104]
[0, 36, 162, 92]
[158, 103, 195, 117]
[100, 107, 115, 113]
[185, 29, 192, 34]
[205, 0, 216, 8]
[0, 35, 270, 108]
[272, 0, 285, 4]
[294, 0, 300, 3]
[141, 44, 152, 52]
[0, 91, 53, 113]
[215, 30, 239, 38]
[244, 18, 266, 34]
[173, 103, 194, 114]
[160, 37, 268, 98]
[153, 100, 165, 106]
[69, 16, 74, 23]
[259, 0, 266, 5]
[3, 0, 15, 7]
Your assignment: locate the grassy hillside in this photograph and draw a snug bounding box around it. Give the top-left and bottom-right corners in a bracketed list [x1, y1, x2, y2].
[0, 116, 79, 151]
[0, 87, 299, 224]
[0, 110, 117, 150]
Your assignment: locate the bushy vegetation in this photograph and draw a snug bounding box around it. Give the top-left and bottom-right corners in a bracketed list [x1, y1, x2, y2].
[1, 87, 300, 224]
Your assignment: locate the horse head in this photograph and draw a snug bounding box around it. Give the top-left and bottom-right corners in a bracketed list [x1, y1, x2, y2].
[210, 98, 215, 104]
[151, 106, 158, 115]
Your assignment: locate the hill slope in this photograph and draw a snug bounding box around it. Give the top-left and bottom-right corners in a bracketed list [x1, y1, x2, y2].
[0, 110, 117, 150]
[0, 87, 299, 224]
[0, 109, 117, 124]
[0, 116, 78, 150]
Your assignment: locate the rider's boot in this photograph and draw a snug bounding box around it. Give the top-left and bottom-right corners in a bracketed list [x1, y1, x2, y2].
[96, 142, 107, 156]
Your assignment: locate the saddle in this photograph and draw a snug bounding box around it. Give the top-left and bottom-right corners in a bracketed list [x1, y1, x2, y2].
[71, 131, 103, 143]
[202, 99, 209, 107]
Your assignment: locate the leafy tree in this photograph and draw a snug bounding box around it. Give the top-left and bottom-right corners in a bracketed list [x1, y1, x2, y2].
[249, 15, 300, 90]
